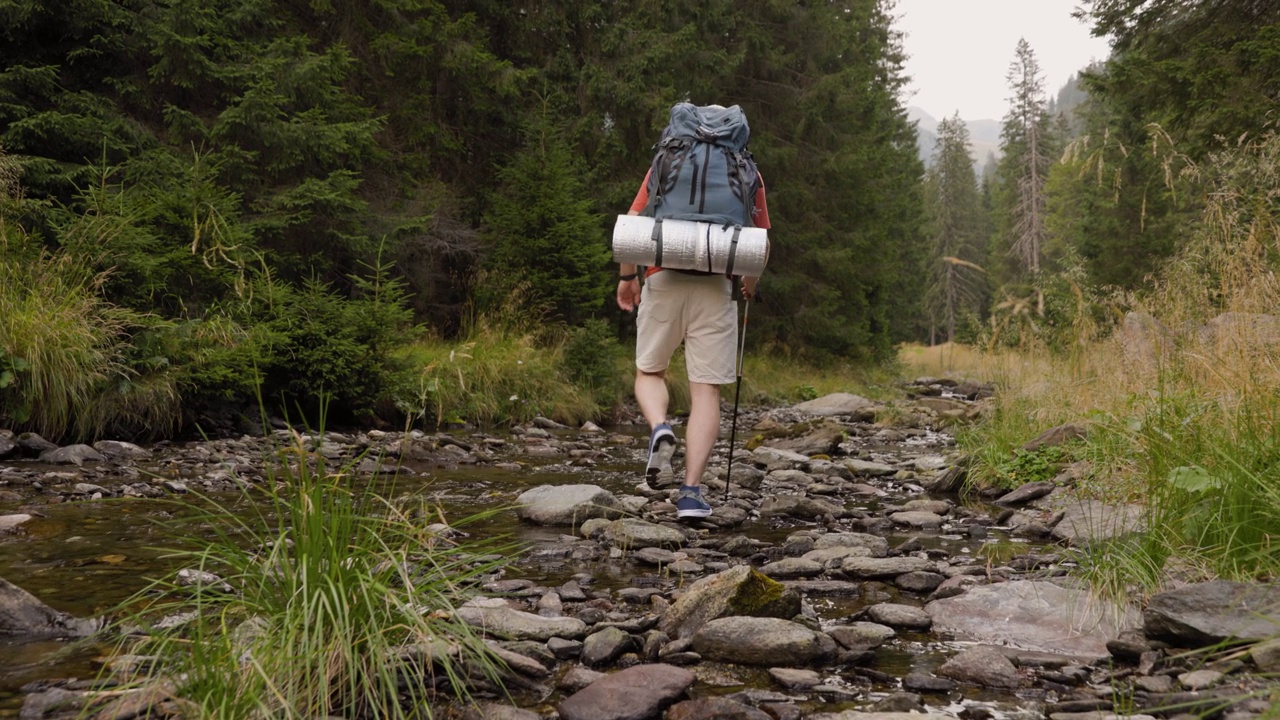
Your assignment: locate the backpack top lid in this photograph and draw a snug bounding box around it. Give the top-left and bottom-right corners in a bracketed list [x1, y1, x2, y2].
[664, 102, 750, 151]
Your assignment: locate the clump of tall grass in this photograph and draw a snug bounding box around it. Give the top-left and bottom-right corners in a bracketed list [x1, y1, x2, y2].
[0, 232, 180, 440]
[112, 432, 515, 719]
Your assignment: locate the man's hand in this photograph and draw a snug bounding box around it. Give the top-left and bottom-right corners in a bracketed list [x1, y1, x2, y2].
[740, 276, 760, 302]
[617, 278, 641, 312]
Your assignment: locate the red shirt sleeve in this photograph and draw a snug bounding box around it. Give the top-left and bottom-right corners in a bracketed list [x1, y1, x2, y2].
[629, 169, 651, 214]
[752, 173, 771, 230]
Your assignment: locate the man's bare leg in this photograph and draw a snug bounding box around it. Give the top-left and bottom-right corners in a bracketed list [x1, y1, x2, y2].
[635, 369, 669, 429]
[683, 381, 721, 487]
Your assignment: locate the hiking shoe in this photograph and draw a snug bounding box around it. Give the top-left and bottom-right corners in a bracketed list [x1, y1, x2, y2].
[646, 423, 676, 486]
[676, 486, 712, 519]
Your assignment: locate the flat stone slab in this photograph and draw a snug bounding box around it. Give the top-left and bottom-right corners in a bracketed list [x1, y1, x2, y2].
[925, 580, 1140, 658]
[794, 393, 875, 417]
[1144, 580, 1280, 645]
[1050, 499, 1144, 544]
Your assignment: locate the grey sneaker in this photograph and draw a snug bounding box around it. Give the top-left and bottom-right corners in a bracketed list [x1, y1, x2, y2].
[646, 423, 676, 486]
[676, 486, 712, 519]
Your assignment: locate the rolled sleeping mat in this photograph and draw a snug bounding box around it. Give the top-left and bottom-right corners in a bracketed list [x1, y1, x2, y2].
[612, 215, 769, 276]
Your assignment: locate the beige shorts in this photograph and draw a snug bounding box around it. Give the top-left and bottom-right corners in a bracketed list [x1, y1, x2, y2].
[636, 271, 737, 385]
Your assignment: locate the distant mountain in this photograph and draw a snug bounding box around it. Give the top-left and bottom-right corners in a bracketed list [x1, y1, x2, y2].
[908, 106, 1002, 170]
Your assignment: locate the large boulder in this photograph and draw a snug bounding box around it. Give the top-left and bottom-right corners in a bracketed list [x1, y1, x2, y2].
[1049, 499, 1145, 545]
[659, 565, 801, 640]
[515, 484, 625, 526]
[1143, 581, 1280, 646]
[455, 598, 587, 641]
[926, 580, 1140, 658]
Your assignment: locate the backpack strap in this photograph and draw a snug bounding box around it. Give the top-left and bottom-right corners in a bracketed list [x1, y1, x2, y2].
[651, 217, 664, 268]
[725, 224, 742, 277]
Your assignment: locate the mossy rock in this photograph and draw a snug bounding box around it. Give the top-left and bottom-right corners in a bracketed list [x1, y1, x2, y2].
[659, 565, 802, 640]
[742, 419, 845, 456]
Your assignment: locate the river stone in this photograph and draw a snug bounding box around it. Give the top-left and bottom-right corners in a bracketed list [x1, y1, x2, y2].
[827, 621, 896, 649]
[691, 616, 836, 665]
[0, 435, 15, 459]
[840, 556, 935, 578]
[1249, 637, 1280, 671]
[1024, 423, 1088, 451]
[760, 421, 845, 456]
[760, 557, 824, 579]
[865, 603, 931, 630]
[769, 667, 822, 690]
[759, 494, 843, 519]
[937, 646, 1021, 688]
[926, 580, 1140, 657]
[602, 518, 687, 550]
[515, 484, 625, 526]
[0, 576, 99, 637]
[667, 697, 774, 720]
[456, 597, 587, 641]
[814, 532, 889, 556]
[660, 565, 801, 640]
[994, 480, 1056, 506]
[556, 663, 694, 720]
[581, 626, 638, 667]
[808, 707, 952, 712]
[902, 499, 952, 515]
[17, 432, 57, 454]
[460, 702, 540, 720]
[39, 444, 106, 466]
[889, 511, 944, 530]
[803, 546, 877, 566]
[0, 514, 33, 533]
[1050, 499, 1144, 544]
[1143, 580, 1280, 645]
[794, 393, 874, 417]
[92, 440, 151, 459]
[894, 571, 945, 594]
[842, 458, 897, 477]
[751, 446, 810, 472]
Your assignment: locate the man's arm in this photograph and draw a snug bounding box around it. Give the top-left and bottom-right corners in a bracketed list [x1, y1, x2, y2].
[616, 209, 642, 312]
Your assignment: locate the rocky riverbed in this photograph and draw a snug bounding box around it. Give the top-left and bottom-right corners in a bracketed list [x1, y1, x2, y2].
[1, 379, 1277, 719]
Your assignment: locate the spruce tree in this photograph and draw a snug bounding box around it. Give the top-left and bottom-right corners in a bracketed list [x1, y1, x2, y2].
[924, 113, 985, 343]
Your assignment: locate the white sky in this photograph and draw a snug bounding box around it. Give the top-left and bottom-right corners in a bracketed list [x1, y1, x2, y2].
[894, 0, 1113, 121]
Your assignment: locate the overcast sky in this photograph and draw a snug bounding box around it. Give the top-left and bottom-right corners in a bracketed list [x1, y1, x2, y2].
[894, 0, 1113, 121]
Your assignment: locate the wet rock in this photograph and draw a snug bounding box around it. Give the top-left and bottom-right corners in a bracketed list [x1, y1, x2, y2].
[0, 576, 99, 637]
[1177, 669, 1223, 690]
[557, 665, 605, 692]
[873, 692, 925, 712]
[176, 568, 233, 592]
[660, 565, 801, 640]
[793, 393, 875, 418]
[515, 484, 625, 525]
[1250, 637, 1280, 671]
[667, 696, 774, 720]
[759, 494, 843, 519]
[547, 636, 582, 660]
[0, 434, 16, 459]
[751, 447, 809, 472]
[937, 646, 1021, 688]
[842, 458, 897, 477]
[486, 641, 552, 678]
[889, 510, 944, 530]
[894, 571, 945, 594]
[0, 514, 33, 533]
[39, 444, 106, 466]
[759, 558, 823, 579]
[456, 597, 588, 641]
[926, 580, 1140, 657]
[994, 480, 1057, 506]
[601, 518, 688, 549]
[840, 556, 935, 579]
[901, 674, 956, 694]
[814, 531, 889, 556]
[811, 711, 954, 720]
[864, 603, 931, 630]
[1143, 580, 1280, 646]
[556, 663, 694, 720]
[17, 432, 57, 455]
[581, 626, 639, 667]
[1134, 674, 1175, 693]
[460, 701, 541, 720]
[691, 616, 836, 665]
[1024, 423, 1088, 451]
[768, 667, 822, 690]
[1050, 499, 1144, 544]
[827, 622, 895, 649]
[92, 440, 152, 459]
[758, 420, 845, 456]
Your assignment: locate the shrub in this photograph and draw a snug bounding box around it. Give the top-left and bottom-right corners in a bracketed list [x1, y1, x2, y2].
[563, 318, 627, 406]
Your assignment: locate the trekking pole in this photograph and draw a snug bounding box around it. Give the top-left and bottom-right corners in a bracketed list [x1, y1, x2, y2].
[724, 294, 750, 502]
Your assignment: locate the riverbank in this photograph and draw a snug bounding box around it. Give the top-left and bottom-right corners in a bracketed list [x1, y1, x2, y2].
[1, 376, 1277, 719]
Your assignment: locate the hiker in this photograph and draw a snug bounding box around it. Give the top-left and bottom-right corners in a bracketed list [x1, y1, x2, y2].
[615, 103, 770, 519]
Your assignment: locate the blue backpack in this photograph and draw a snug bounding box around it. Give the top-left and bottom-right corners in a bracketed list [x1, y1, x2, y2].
[641, 103, 760, 228]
